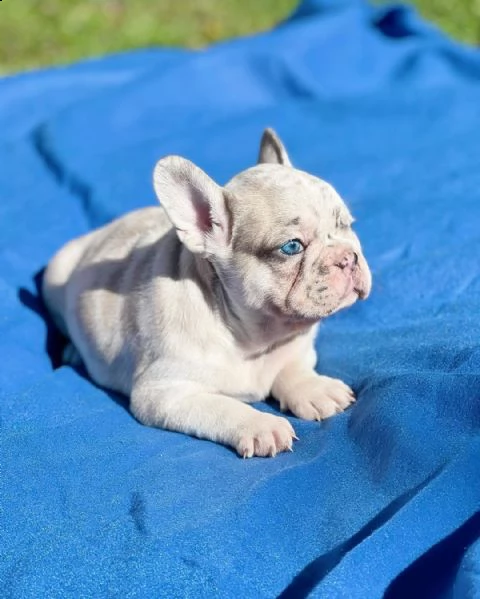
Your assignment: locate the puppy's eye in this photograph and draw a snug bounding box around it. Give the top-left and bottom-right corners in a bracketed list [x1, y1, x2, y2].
[279, 239, 304, 256]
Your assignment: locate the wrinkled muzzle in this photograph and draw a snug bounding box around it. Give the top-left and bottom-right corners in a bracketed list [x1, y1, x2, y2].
[286, 243, 372, 320]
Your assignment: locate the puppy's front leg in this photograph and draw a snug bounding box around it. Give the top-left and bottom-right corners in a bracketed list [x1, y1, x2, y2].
[272, 363, 356, 421]
[131, 381, 296, 458]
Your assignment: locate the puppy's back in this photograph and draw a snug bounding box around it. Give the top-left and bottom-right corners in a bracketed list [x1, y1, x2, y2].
[42, 205, 173, 342]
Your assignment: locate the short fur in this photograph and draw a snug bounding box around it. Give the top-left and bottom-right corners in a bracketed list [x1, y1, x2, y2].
[43, 129, 371, 457]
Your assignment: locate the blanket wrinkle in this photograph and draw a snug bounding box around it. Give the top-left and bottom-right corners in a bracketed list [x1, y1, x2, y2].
[384, 511, 480, 599]
[277, 464, 446, 599]
[30, 127, 104, 228]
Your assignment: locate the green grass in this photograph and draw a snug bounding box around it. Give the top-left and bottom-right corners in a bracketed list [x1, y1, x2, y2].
[0, 1, 478, 75]
[0, 0, 296, 74]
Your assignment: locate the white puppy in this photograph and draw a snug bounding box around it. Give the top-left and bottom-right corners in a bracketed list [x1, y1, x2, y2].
[43, 129, 371, 457]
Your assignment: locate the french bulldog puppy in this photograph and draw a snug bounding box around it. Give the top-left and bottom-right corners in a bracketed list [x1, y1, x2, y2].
[42, 129, 371, 458]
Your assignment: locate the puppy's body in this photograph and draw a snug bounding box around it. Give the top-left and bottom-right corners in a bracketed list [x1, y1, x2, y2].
[43, 130, 371, 457]
[45, 206, 316, 400]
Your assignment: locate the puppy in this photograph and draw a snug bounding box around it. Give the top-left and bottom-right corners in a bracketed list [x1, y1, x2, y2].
[42, 129, 371, 458]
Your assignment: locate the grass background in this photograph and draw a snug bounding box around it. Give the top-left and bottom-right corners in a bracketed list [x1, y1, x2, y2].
[0, 1, 479, 75]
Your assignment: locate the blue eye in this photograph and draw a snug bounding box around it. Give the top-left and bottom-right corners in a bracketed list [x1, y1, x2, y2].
[279, 239, 304, 256]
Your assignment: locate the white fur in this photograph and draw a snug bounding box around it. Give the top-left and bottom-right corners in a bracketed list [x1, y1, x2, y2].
[43, 129, 371, 457]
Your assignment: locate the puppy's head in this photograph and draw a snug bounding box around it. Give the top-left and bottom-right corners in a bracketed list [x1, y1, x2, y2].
[153, 129, 371, 334]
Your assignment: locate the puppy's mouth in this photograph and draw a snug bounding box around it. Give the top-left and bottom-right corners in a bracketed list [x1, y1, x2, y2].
[346, 283, 367, 301]
[352, 269, 371, 300]
[340, 262, 371, 301]
[354, 287, 367, 299]
[338, 278, 368, 309]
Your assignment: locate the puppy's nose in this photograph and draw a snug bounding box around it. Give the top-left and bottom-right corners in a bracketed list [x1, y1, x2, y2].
[337, 251, 358, 271]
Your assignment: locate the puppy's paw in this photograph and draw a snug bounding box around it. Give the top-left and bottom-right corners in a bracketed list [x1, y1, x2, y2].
[236, 413, 297, 458]
[283, 376, 355, 421]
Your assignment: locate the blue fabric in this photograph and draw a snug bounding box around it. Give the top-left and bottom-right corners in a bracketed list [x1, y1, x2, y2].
[1, 1, 480, 596]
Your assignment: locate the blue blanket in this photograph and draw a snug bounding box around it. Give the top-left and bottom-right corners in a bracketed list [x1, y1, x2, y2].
[1, 1, 480, 596]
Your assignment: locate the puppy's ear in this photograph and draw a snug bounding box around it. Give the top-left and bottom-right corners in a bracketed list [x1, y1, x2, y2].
[153, 156, 230, 255]
[258, 128, 292, 167]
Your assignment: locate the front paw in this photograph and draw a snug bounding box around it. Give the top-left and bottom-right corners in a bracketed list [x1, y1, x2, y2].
[236, 412, 297, 458]
[282, 376, 355, 421]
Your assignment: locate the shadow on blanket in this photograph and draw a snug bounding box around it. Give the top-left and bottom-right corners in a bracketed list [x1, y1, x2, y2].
[277, 464, 445, 599]
[385, 511, 480, 599]
[18, 268, 66, 369]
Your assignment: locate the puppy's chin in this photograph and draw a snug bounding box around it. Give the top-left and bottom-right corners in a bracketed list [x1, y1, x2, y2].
[324, 283, 366, 316]
[267, 285, 362, 329]
[334, 290, 361, 312]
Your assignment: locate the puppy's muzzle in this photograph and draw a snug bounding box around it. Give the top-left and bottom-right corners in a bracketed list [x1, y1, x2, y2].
[353, 256, 372, 300]
[335, 250, 358, 271]
[332, 248, 371, 300]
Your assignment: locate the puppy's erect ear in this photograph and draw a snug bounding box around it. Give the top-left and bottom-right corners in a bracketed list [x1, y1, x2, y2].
[153, 156, 231, 255]
[258, 128, 292, 167]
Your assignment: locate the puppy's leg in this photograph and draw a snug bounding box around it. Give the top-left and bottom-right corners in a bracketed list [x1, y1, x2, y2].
[131, 381, 297, 458]
[272, 363, 355, 421]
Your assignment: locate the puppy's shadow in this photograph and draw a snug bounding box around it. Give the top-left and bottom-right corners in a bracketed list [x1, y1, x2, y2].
[18, 268, 66, 369]
[17, 268, 129, 412]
